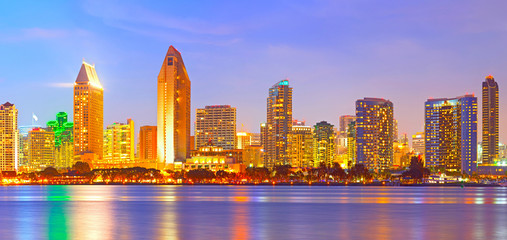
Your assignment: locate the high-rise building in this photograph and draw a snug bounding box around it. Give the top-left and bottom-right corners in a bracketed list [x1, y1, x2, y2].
[482, 75, 499, 164]
[425, 95, 477, 174]
[251, 133, 261, 146]
[290, 124, 313, 168]
[27, 128, 55, 171]
[73, 61, 104, 161]
[313, 121, 336, 167]
[411, 132, 425, 156]
[347, 121, 356, 167]
[339, 115, 356, 134]
[157, 45, 191, 168]
[0, 102, 19, 171]
[46, 112, 74, 169]
[195, 105, 236, 150]
[236, 132, 251, 149]
[139, 126, 157, 162]
[356, 98, 394, 172]
[265, 79, 292, 168]
[103, 119, 135, 167]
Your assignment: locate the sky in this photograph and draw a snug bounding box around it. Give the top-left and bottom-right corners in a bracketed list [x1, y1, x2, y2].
[1, 0, 507, 144]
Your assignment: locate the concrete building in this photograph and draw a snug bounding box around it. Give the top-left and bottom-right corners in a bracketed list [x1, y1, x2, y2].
[139, 126, 157, 163]
[265, 79, 292, 168]
[290, 124, 314, 168]
[0, 102, 19, 171]
[74, 61, 104, 161]
[102, 119, 135, 168]
[236, 132, 251, 149]
[482, 75, 499, 164]
[195, 105, 236, 150]
[411, 132, 425, 156]
[356, 98, 394, 172]
[425, 95, 477, 174]
[157, 45, 191, 168]
[27, 128, 55, 171]
[313, 121, 336, 167]
[339, 115, 356, 134]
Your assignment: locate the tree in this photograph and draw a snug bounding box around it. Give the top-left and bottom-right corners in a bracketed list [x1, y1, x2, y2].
[40, 167, 60, 182]
[329, 163, 346, 181]
[72, 161, 91, 174]
[402, 156, 430, 183]
[348, 164, 372, 181]
[186, 169, 215, 183]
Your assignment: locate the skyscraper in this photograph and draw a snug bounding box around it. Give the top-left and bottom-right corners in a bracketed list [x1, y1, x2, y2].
[425, 95, 477, 174]
[356, 98, 394, 172]
[157, 45, 191, 167]
[265, 79, 292, 168]
[313, 121, 336, 167]
[73, 61, 104, 161]
[339, 115, 356, 133]
[236, 132, 252, 149]
[0, 102, 19, 171]
[482, 75, 499, 164]
[46, 112, 74, 168]
[290, 124, 313, 168]
[411, 132, 425, 156]
[195, 105, 236, 150]
[27, 128, 55, 171]
[103, 119, 135, 167]
[139, 126, 157, 162]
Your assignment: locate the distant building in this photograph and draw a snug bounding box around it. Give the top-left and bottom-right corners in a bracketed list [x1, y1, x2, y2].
[356, 98, 394, 172]
[27, 128, 55, 171]
[236, 132, 251, 149]
[250, 133, 261, 146]
[482, 75, 499, 164]
[243, 145, 264, 168]
[411, 132, 425, 156]
[425, 95, 477, 174]
[46, 112, 74, 169]
[102, 119, 135, 167]
[265, 79, 292, 168]
[339, 115, 356, 134]
[313, 121, 336, 167]
[195, 105, 236, 150]
[290, 124, 313, 168]
[0, 102, 19, 171]
[139, 126, 157, 163]
[393, 119, 399, 141]
[157, 45, 191, 167]
[347, 121, 356, 168]
[74, 61, 104, 161]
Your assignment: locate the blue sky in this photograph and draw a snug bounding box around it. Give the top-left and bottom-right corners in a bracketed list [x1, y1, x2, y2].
[1, 0, 506, 143]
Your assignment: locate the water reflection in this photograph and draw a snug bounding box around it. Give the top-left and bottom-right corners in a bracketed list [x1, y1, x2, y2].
[0, 186, 506, 239]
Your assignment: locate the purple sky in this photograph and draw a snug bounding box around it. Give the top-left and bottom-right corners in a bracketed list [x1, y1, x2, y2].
[1, 1, 506, 144]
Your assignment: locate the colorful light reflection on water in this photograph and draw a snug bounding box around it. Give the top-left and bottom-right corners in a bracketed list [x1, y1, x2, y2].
[0, 186, 506, 239]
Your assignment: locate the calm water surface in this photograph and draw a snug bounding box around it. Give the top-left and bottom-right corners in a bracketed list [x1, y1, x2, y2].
[0, 185, 506, 240]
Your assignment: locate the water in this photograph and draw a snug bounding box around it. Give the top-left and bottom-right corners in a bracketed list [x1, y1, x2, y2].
[0, 185, 506, 240]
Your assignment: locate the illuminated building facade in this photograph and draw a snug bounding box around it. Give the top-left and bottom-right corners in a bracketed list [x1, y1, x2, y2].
[46, 112, 74, 168]
[195, 105, 236, 150]
[393, 119, 399, 141]
[27, 128, 55, 171]
[243, 145, 263, 167]
[236, 132, 251, 149]
[103, 119, 135, 167]
[0, 102, 19, 171]
[157, 45, 191, 167]
[347, 121, 356, 167]
[73, 61, 104, 161]
[482, 75, 499, 164]
[139, 126, 157, 162]
[290, 124, 314, 168]
[356, 98, 394, 172]
[339, 115, 356, 134]
[313, 121, 336, 167]
[411, 132, 425, 156]
[265, 79, 292, 168]
[425, 95, 477, 174]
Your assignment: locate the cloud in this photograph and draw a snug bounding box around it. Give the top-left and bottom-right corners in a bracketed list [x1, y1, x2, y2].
[47, 82, 74, 88]
[0, 28, 90, 42]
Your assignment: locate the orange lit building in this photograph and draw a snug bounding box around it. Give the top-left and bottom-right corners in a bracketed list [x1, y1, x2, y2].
[482, 75, 499, 164]
[139, 126, 157, 163]
[73, 61, 104, 162]
[157, 45, 191, 168]
[102, 119, 135, 167]
[27, 128, 55, 171]
[0, 102, 19, 171]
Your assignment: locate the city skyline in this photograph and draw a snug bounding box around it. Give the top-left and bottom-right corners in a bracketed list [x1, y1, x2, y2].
[1, 1, 507, 145]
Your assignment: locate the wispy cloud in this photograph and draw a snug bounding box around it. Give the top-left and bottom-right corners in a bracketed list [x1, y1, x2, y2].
[0, 28, 90, 42]
[47, 82, 74, 88]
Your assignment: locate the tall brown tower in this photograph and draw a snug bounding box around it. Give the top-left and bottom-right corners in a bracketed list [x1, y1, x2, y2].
[157, 46, 191, 167]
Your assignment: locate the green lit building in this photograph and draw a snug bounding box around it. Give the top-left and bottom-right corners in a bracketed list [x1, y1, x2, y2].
[46, 112, 74, 169]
